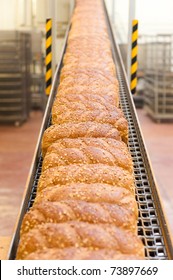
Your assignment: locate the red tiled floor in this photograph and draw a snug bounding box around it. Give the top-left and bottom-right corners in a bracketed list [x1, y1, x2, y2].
[0, 110, 43, 236]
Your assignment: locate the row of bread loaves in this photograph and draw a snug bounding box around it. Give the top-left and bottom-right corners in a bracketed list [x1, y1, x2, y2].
[16, 0, 145, 260]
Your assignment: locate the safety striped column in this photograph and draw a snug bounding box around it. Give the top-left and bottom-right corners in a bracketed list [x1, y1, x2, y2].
[130, 19, 138, 95]
[45, 18, 52, 95]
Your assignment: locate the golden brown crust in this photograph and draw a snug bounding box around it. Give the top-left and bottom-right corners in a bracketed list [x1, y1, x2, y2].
[20, 200, 137, 235]
[35, 183, 136, 207]
[58, 69, 118, 90]
[23, 247, 144, 260]
[60, 67, 116, 83]
[51, 109, 128, 143]
[58, 80, 118, 94]
[67, 31, 109, 41]
[42, 138, 132, 171]
[60, 62, 116, 78]
[37, 164, 135, 193]
[57, 85, 119, 106]
[63, 54, 114, 66]
[66, 38, 111, 49]
[52, 98, 116, 113]
[21, 183, 138, 234]
[16, 222, 144, 260]
[41, 122, 121, 157]
[68, 33, 110, 44]
[54, 91, 118, 108]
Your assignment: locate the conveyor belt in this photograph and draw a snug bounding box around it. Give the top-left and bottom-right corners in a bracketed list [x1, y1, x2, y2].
[8, 1, 173, 260]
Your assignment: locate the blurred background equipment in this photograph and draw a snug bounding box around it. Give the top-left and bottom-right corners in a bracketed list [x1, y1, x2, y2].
[0, 31, 31, 125]
[144, 34, 173, 122]
[30, 31, 45, 110]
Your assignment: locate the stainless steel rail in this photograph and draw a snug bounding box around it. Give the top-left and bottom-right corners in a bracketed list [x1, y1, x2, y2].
[7, 2, 173, 260]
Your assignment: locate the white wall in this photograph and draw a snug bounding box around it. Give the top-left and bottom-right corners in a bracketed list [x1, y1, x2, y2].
[0, 0, 32, 30]
[1, 0, 173, 35]
[106, 0, 173, 43]
[136, 0, 173, 35]
[0, 0, 17, 29]
[35, 0, 71, 24]
[0, 0, 72, 30]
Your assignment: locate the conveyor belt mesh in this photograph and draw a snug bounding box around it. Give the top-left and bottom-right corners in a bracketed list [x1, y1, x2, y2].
[117, 68, 167, 259]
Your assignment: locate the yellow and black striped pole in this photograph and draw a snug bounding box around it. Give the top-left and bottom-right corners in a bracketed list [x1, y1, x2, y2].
[45, 18, 52, 95]
[130, 19, 138, 95]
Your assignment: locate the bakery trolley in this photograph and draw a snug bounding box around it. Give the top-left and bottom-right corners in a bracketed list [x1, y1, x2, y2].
[7, 1, 173, 260]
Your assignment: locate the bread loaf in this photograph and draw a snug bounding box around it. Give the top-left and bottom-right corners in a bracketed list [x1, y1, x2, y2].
[51, 110, 128, 143]
[42, 122, 121, 156]
[60, 67, 116, 83]
[67, 31, 109, 41]
[59, 74, 118, 91]
[53, 91, 119, 108]
[57, 85, 119, 106]
[61, 62, 116, 76]
[63, 53, 114, 68]
[52, 99, 116, 113]
[21, 183, 138, 234]
[42, 138, 133, 171]
[16, 222, 144, 260]
[67, 35, 110, 46]
[37, 164, 135, 193]
[35, 183, 136, 208]
[20, 200, 137, 235]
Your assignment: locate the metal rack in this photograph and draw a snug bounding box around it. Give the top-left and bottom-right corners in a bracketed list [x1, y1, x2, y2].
[0, 31, 31, 125]
[7, 2, 173, 260]
[144, 34, 173, 121]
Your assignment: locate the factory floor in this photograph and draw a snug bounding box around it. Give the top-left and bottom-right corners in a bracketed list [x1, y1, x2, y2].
[0, 108, 173, 257]
[0, 110, 43, 237]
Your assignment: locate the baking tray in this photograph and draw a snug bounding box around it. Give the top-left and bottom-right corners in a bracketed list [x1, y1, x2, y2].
[7, 1, 173, 260]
